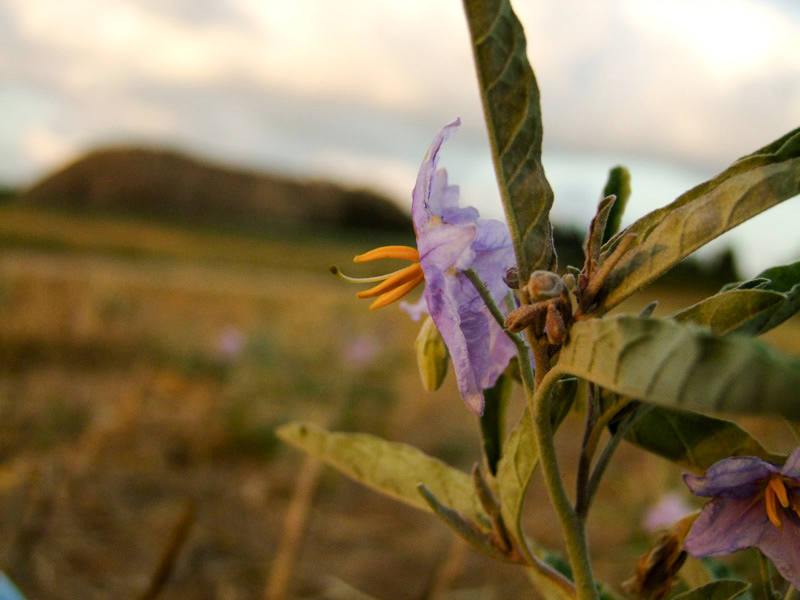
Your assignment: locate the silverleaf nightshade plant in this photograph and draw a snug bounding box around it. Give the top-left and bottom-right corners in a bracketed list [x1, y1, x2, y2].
[279, 1, 800, 598]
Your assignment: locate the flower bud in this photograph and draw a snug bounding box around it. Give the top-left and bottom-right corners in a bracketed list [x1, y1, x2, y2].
[527, 271, 566, 301]
[415, 315, 449, 392]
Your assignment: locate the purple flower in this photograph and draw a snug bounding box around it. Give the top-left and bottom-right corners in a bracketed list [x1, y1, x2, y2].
[405, 118, 516, 414]
[683, 448, 800, 587]
[331, 119, 517, 414]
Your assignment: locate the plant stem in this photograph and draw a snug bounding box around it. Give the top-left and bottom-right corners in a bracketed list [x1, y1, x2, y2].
[533, 370, 598, 600]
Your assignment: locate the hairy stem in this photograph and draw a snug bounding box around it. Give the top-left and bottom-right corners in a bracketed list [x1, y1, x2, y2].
[533, 370, 598, 600]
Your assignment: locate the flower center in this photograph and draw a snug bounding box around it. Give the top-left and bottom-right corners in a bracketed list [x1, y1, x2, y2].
[330, 245, 425, 310]
[764, 474, 800, 529]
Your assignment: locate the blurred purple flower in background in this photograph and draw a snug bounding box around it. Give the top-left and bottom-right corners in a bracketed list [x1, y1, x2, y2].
[643, 491, 694, 533]
[216, 326, 246, 363]
[342, 334, 380, 370]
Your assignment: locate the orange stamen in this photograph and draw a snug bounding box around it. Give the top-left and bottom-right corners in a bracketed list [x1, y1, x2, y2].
[765, 480, 783, 529]
[357, 263, 424, 299]
[354, 245, 419, 263]
[368, 270, 425, 310]
[769, 477, 790, 507]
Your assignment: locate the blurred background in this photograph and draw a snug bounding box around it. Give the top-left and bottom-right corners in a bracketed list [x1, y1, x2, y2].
[0, 1, 799, 599]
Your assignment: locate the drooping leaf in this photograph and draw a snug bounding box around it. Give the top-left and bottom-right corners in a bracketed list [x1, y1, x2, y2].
[462, 0, 555, 279]
[276, 422, 486, 524]
[618, 401, 784, 473]
[597, 128, 800, 312]
[555, 316, 800, 419]
[602, 166, 631, 243]
[671, 580, 750, 600]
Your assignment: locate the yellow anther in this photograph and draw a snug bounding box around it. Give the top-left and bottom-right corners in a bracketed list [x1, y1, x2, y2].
[368, 271, 425, 310]
[765, 482, 784, 529]
[768, 476, 790, 508]
[332, 244, 425, 310]
[354, 245, 419, 263]
[357, 263, 424, 299]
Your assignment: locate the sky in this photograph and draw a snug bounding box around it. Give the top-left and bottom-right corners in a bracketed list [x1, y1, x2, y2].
[2, 0, 800, 275]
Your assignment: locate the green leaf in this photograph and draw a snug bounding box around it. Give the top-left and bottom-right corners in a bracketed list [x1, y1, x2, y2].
[675, 261, 800, 337]
[619, 401, 784, 473]
[479, 372, 513, 475]
[672, 580, 750, 600]
[494, 378, 577, 541]
[462, 0, 555, 279]
[495, 408, 538, 544]
[556, 316, 800, 418]
[602, 166, 631, 243]
[670, 289, 785, 336]
[597, 128, 800, 312]
[732, 261, 800, 335]
[417, 485, 507, 561]
[276, 422, 486, 523]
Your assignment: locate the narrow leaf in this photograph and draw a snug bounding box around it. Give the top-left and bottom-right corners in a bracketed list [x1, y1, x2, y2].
[598, 128, 800, 312]
[556, 316, 800, 419]
[672, 580, 750, 600]
[276, 422, 486, 523]
[619, 401, 784, 473]
[676, 261, 800, 337]
[462, 0, 555, 279]
[739, 261, 800, 334]
[670, 289, 784, 336]
[418, 485, 507, 561]
[602, 166, 631, 243]
[479, 372, 513, 475]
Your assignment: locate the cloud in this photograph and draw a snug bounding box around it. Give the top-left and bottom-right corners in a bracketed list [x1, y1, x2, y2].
[2, 0, 799, 194]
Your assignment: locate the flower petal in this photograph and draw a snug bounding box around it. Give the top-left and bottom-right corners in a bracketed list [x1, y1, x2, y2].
[412, 118, 461, 234]
[755, 514, 800, 588]
[684, 456, 778, 499]
[781, 447, 800, 479]
[684, 497, 768, 556]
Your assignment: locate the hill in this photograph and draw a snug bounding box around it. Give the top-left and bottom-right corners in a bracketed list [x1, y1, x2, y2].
[21, 147, 412, 233]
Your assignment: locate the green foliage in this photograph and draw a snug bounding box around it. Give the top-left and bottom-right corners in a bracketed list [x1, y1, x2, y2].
[557, 316, 800, 419]
[462, 0, 555, 280]
[598, 128, 800, 313]
[495, 408, 538, 543]
[284, 0, 800, 596]
[275, 422, 487, 523]
[673, 261, 800, 337]
[619, 402, 783, 473]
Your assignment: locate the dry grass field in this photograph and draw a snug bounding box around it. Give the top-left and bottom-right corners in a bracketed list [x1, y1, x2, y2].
[0, 204, 797, 599]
